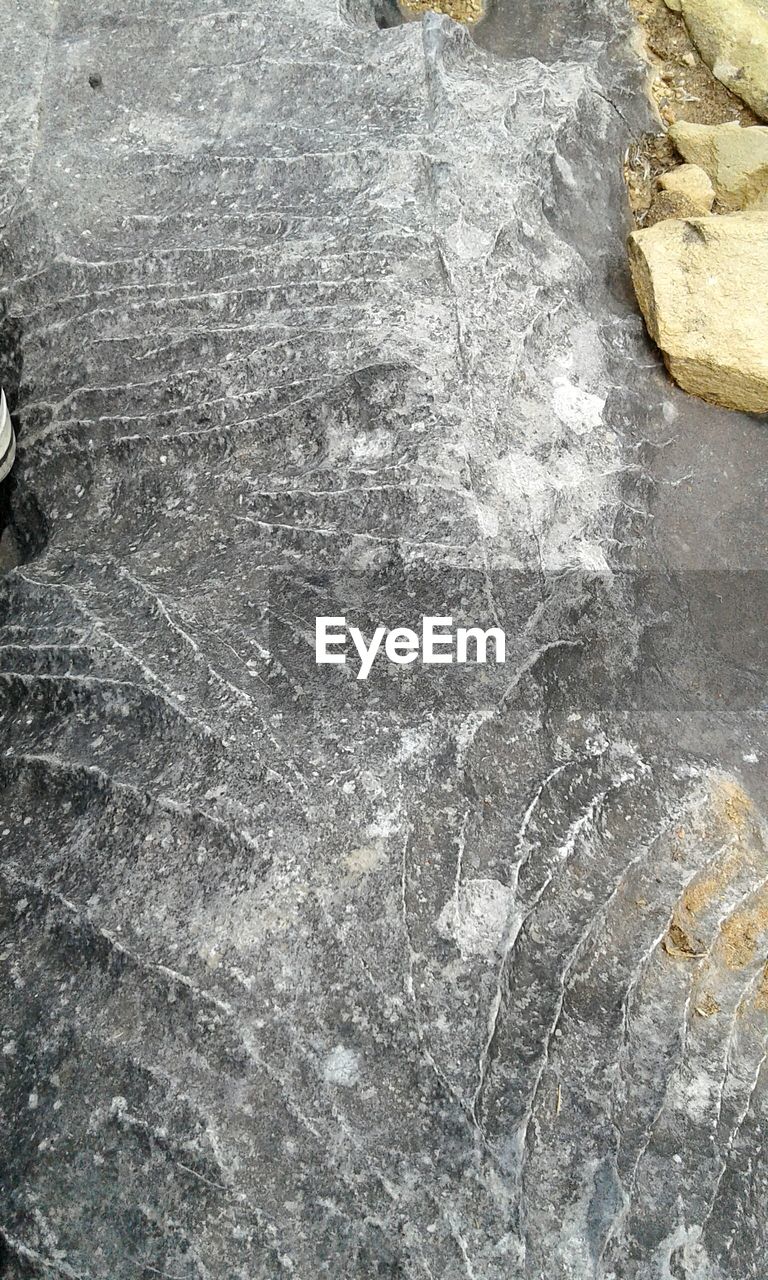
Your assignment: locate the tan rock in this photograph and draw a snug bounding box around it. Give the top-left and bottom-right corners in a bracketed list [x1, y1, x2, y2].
[658, 162, 715, 211]
[680, 0, 768, 120]
[628, 211, 768, 413]
[644, 189, 708, 226]
[664, 0, 684, 11]
[400, 0, 484, 21]
[670, 119, 768, 209]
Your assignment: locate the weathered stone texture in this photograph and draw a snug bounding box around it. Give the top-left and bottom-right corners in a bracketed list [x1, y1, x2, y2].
[0, 2, 767, 1279]
[675, 0, 768, 119]
[670, 120, 768, 210]
[629, 212, 768, 412]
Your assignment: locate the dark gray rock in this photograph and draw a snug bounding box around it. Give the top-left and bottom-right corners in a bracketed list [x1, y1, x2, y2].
[0, 2, 767, 1278]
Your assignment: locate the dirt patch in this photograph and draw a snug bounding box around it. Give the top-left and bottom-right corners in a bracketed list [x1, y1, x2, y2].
[670, 782, 768, 973]
[678, 780, 765, 919]
[719, 884, 768, 970]
[713, 779, 754, 835]
[400, 0, 484, 22]
[682, 845, 748, 919]
[664, 919, 706, 959]
[694, 991, 720, 1017]
[629, 0, 757, 128]
[626, 0, 759, 222]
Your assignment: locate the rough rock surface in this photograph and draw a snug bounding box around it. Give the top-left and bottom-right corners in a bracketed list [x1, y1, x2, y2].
[401, 0, 484, 22]
[643, 187, 709, 225]
[670, 119, 768, 209]
[630, 211, 768, 411]
[677, 0, 768, 120]
[1, 2, 768, 1279]
[658, 162, 715, 211]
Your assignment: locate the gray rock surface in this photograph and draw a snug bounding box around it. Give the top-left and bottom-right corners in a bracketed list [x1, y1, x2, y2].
[0, 2, 767, 1278]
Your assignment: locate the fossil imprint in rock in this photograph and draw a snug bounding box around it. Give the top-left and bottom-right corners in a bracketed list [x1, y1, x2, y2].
[1, 1, 768, 1277]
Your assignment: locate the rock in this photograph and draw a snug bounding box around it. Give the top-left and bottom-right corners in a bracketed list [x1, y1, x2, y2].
[644, 187, 710, 225]
[344, 0, 403, 25]
[0, 389, 15, 482]
[670, 119, 768, 208]
[658, 161, 715, 210]
[401, 0, 484, 20]
[629, 211, 768, 411]
[664, 0, 684, 11]
[680, 0, 768, 120]
[2, 0, 768, 1276]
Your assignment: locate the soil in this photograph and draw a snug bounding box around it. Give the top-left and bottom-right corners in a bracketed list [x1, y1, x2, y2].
[694, 992, 721, 1017]
[626, 0, 760, 223]
[400, 0, 484, 21]
[664, 919, 706, 959]
[720, 887, 768, 969]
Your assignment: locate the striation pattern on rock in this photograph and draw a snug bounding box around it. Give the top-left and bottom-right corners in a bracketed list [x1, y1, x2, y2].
[0, 2, 767, 1278]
